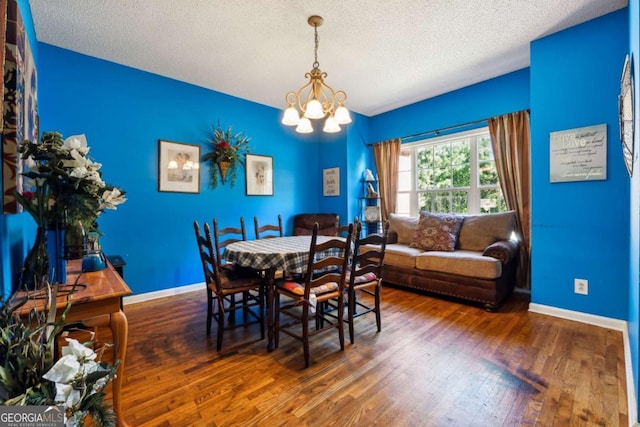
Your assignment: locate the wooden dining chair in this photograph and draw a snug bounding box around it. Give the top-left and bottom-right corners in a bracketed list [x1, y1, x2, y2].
[193, 221, 265, 351]
[337, 217, 359, 237]
[274, 222, 354, 368]
[213, 217, 246, 267]
[343, 220, 390, 344]
[254, 215, 283, 239]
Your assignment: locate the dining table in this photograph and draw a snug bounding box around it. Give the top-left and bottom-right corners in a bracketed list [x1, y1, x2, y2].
[223, 235, 345, 351]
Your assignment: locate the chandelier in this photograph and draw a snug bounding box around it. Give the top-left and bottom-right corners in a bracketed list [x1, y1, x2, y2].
[281, 15, 351, 134]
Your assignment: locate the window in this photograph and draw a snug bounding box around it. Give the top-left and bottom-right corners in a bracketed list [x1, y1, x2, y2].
[397, 127, 506, 216]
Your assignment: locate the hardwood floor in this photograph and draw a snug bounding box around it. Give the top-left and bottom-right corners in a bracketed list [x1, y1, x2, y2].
[114, 286, 627, 426]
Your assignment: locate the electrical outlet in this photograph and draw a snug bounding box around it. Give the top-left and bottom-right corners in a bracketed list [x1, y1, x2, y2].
[574, 278, 588, 295]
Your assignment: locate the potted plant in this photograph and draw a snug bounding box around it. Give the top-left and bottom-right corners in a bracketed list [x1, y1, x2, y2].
[0, 288, 118, 426]
[202, 122, 251, 188]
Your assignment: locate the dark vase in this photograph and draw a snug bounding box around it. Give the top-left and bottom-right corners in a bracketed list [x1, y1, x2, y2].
[64, 220, 87, 260]
[46, 226, 67, 284]
[21, 226, 49, 291]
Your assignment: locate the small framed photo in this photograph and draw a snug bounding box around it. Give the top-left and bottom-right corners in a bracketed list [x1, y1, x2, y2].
[158, 140, 200, 193]
[246, 154, 273, 196]
[323, 167, 340, 196]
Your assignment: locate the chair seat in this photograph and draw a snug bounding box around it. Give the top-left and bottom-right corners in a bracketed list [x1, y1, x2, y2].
[344, 270, 378, 285]
[220, 263, 260, 280]
[276, 279, 339, 297]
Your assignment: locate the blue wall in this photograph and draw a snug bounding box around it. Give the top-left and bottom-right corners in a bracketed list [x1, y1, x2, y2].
[370, 68, 530, 143]
[530, 10, 629, 319]
[36, 44, 324, 295]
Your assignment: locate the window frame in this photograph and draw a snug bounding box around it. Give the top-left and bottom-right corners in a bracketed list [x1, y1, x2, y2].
[397, 126, 503, 216]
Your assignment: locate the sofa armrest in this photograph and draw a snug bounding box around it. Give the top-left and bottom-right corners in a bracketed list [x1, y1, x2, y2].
[482, 240, 518, 264]
[386, 231, 399, 244]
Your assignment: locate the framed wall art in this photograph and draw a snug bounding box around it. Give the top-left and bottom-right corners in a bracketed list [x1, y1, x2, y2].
[246, 154, 273, 196]
[549, 124, 607, 183]
[158, 140, 200, 193]
[2, 0, 39, 213]
[323, 167, 340, 196]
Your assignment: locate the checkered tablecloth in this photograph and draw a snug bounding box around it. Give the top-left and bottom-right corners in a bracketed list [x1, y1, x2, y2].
[224, 236, 344, 273]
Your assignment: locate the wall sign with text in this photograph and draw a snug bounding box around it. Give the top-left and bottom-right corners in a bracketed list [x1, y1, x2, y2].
[549, 124, 607, 183]
[323, 167, 340, 196]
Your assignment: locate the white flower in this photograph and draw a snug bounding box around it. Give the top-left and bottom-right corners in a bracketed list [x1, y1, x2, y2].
[69, 166, 88, 178]
[100, 188, 126, 210]
[63, 134, 89, 156]
[61, 338, 97, 362]
[42, 354, 81, 384]
[53, 382, 81, 409]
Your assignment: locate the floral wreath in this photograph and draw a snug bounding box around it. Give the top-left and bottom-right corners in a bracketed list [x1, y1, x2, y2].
[201, 122, 251, 188]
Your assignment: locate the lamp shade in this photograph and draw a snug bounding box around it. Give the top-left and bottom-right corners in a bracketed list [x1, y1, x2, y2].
[296, 117, 313, 134]
[282, 106, 300, 126]
[304, 99, 324, 119]
[335, 106, 352, 124]
[323, 116, 341, 133]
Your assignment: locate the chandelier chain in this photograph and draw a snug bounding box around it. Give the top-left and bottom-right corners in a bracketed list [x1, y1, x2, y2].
[313, 24, 319, 69]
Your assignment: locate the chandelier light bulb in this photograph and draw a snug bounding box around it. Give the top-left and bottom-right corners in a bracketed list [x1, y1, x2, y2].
[323, 116, 341, 133]
[334, 105, 352, 125]
[296, 117, 313, 134]
[304, 99, 324, 119]
[282, 106, 301, 126]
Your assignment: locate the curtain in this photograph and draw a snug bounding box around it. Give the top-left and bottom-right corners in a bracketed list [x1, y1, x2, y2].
[372, 138, 401, 221]
[488, 110, 531, 289]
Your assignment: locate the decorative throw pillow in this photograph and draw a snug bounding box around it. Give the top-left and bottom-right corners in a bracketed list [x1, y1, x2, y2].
[389, 213, 419, 244]
[410, 211, 464, 252]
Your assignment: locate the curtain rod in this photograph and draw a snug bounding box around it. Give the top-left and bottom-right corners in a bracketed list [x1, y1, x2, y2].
[366, 117, 489, 147]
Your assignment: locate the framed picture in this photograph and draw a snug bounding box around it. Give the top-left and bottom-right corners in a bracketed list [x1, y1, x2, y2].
[246, 154, 273, 196]
[158, 140, 200, 193]
[3, 0, 39, 213]
[549, 124, 607, 183]
[323, 167, 340, 196]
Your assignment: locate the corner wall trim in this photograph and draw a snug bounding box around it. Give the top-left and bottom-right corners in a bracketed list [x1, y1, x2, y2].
[528, 303, 626, 330]
[528, 303, 637, 426]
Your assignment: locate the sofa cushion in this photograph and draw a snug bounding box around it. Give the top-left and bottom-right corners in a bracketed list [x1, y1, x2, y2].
[388, 213, 419, 244]
[415, 250, 502, 279]
[410, 211, 464, 252]
[363, 243, 422, 269]
[457, 211, 516, 251]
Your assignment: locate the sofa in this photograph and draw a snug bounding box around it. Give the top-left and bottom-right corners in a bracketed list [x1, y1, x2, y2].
[292, 213, 339, 236]
[375, 211, 519, 311]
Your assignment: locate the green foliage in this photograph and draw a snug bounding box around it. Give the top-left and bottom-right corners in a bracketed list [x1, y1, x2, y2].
[16, 131, 126, 232]
[0, 293, 117, 426]
[202, 122, 252, 189]
[0, 298, 61, 405]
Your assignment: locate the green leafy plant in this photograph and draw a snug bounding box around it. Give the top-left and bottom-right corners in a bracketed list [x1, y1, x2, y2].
[202, 122, 251, 188]
[0, 286, 118, 426]
[15, 131, 127, 232]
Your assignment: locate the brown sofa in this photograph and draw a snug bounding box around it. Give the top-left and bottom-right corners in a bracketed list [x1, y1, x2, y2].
[376, 212, 519, 311]
[292, 213, 339, 236]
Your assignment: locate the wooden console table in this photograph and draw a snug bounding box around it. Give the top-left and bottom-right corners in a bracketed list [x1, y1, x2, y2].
[11, 259, 132, 426]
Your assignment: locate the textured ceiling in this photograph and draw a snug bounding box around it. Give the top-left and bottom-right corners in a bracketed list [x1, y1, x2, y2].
[29, 0, 627, 117]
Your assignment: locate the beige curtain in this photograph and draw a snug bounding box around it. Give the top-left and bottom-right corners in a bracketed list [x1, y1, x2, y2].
[487, 110, 531, 289]
[372, 138, 401, 221]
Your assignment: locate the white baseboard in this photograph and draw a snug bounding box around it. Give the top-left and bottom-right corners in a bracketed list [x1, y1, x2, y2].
[528, 303, 626, 331]
[529, 303, 637, 426]
[122, 282, 203, 306]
